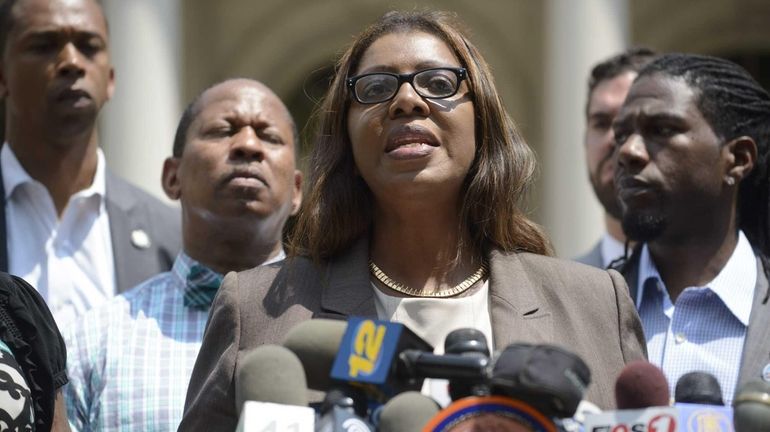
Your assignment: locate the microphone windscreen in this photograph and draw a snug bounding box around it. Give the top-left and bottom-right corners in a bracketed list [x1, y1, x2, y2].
[674, 371, 724, 405]
[235, 345, 308, 414]
[615, 360, 670, 409]
[490, 343, 590, 418]
[733, 379, 770, 432]
[444, 328, 490, 357]
[282, 318, 347, 391]
[378, 391, 441, 432]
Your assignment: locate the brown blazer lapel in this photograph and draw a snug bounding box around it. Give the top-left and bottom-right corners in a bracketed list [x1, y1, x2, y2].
[488, 249, 552, 349]
[319, 237, 377, 319]
[737, 258, 770, 395]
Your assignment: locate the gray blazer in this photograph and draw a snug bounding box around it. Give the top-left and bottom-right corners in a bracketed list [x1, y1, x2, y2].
[179, 239, 647, 431]
[0, 165, 181, 294]
[623, 255, 770, 401]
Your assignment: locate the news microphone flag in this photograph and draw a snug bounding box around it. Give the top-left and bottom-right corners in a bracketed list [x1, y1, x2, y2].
[584, 403, 733, 432]
[330, 317, 432, 402]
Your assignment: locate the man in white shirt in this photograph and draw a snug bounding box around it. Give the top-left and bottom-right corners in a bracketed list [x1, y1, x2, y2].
[612, 53, 770, 403]
[575, 48, 656, 268]
[0, 0, 180, 326]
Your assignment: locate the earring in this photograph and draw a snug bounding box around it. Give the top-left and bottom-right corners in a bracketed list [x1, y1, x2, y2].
[725, 177, 736, 186]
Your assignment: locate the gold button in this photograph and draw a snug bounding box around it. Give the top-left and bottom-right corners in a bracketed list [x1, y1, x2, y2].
[674, 332, 687, 344]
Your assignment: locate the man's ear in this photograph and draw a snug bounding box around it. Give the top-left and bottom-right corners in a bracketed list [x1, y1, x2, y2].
[290, 170, 303, 216]
[106, 67, 115, 101]
[162, 157, 182, 201]
[725, 136, 757, 184]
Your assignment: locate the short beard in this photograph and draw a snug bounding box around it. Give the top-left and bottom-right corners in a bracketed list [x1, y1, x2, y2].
[621, 211, 667, 242]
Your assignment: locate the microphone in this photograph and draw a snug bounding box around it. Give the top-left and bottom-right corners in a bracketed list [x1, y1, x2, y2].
[615, 360, 670, 409]
[674, 371, 724, 405]
[326, 317, 493, 403]
[376, 391, 441, 432]
[234, 345, 315, 431]
[283, 319, 374, 431]
[733, 379, 770, 432]
[283, 318, 347, 392]
[314, 389, 374, 432]
[489, 343, 591, 418]
[587, 362, 734, 432]
[444, 328, 491, 401]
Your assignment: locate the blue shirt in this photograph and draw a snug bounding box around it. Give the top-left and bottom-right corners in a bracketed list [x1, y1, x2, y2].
[636, 231, 756, 405]
[64, 252, 283, 431]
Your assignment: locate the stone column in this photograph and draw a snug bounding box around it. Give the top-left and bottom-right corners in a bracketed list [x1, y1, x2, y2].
[99, 0, 182, 201]
[542, 0, 629, 257]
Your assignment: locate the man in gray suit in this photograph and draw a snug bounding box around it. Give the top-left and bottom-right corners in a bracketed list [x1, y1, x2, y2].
[575, 48, 656, 268]
[0, 0, 180, 326]
[612, 53, 770, 404]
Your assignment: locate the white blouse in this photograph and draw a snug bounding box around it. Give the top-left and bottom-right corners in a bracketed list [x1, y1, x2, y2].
[372, 280, 494, 406]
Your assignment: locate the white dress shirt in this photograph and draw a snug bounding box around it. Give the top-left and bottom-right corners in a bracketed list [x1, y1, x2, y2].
[2, 144, 115, 328]
[636, 231, 756, 404]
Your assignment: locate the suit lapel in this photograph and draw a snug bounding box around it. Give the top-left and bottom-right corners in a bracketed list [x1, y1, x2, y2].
[319, 237, 377, 319]
[737, 257, 770, 394]
[488, 250, 552, 350]
[105, 172, 142, 293]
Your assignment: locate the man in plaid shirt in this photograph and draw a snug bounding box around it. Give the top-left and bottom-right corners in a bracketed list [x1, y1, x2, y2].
[64, 78, 303, 431]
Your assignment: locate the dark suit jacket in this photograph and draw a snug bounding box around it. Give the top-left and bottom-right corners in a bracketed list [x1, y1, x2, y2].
[622, 253, 770, 401]
[0, 164, 181, 294]
[179, 239, 647, 431]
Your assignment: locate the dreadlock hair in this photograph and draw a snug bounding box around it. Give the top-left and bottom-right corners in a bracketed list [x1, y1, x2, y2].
[633, 53, 770, 302]
[586, 47, 657, 116]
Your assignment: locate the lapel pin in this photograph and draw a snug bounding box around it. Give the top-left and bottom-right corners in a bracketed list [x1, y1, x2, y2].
[762, 363, 770, 382]
[131, 229, 151, 250]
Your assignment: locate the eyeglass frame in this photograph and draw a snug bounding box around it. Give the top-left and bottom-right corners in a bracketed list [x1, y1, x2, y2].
[346, 67, 468, 105]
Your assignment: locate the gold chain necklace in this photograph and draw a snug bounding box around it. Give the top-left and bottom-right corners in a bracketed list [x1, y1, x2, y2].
[368, 260, 489, 298]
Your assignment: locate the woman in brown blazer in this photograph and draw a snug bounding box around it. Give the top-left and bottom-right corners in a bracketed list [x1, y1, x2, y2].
[180, 10, 646, 431]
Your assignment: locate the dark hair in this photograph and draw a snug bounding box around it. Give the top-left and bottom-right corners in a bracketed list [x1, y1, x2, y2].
[0, 0, 107, 57]
[611, 53, 770, 303]
[290, 10, 552, 261]
[172, 93, 203, 157]
[640, 54, 770, 256]
[586, 47, 657, 115]
[172, 78, 299, 158]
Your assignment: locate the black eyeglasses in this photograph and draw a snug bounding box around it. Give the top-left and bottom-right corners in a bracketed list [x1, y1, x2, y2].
[347, 67, 468, 104]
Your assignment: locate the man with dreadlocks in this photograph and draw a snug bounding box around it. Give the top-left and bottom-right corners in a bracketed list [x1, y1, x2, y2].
[612, 53, 770, 404]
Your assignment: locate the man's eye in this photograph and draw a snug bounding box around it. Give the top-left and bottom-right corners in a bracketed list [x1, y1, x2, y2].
[204, 126, 231, 137]
[77, 40, 102, 57]
[654, 126, 675, 136]
[27, 40, 57, 53]
[613, 130, 629, 146]
[260, 132, 284, 144]
[592, 119, 612, 131]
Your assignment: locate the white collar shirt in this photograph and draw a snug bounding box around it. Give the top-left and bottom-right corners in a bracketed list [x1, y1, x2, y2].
[2, 143, 115, 329]
[635, 231, 756, 404]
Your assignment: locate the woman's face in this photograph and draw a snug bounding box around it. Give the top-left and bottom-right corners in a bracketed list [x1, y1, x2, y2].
[346, 30, 476, 204]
